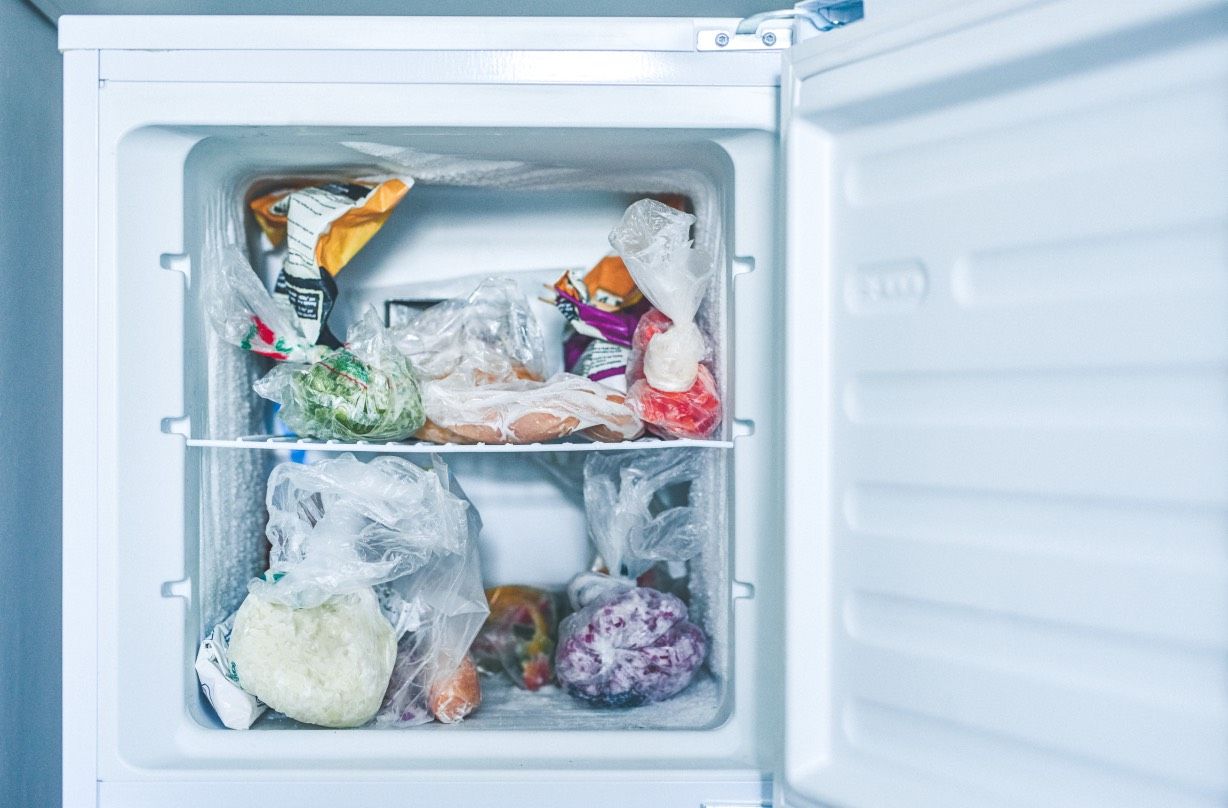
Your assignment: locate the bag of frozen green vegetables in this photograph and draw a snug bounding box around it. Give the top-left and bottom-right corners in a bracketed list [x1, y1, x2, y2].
[254, 308, 426, 442]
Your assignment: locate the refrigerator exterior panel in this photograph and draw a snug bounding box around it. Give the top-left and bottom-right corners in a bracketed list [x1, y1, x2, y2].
[781, 1, 1228, 806]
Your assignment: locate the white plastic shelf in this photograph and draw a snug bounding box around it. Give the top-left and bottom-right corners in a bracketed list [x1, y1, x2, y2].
[185, 434, 733, 453]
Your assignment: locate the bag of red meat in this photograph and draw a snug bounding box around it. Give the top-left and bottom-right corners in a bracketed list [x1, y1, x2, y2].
[626, 308, 721, 440]
[609, 199, 722, 441]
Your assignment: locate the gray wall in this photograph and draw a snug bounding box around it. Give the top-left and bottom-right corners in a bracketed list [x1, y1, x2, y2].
[0, 1, 62, 806]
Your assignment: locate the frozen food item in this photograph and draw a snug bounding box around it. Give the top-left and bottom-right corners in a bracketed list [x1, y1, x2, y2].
[609, 199, 722, 439]
[428, 655, 482, 723]
[553, 255, 648, 390]
[472, 585, 560, 691]
[227, 587, 397, 728]
[374, 458, 489, 726]
[584, 449, 706, 579]
[393, 276, 546, 385]
[626, 309, 722, 441]
[194, 612, 266, 730]
[415, 372, 644, 445]
[555, 583, 707, 707]
[251, 177, 412, 347]
[391, 278, 643, 444]
[253, 308, 426, 443]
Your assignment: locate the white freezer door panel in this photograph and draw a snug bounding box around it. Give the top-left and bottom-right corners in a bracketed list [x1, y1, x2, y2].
[782, 1, 1228, 806]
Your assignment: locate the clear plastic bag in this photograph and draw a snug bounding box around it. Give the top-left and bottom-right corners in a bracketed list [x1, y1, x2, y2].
[609, 199, 722, 438]
[207, 245, 324, 364]
[391, 278, 643, 444]
[626, 309, 722, 440]
[227, 587, 397, 728]
[392, 276, 546, 384]
[583, 449, 706, 579]
[254, 308, 426, 442]
[416, 372, 644, 445]
[554, 581, 707, 707]
[224, 454, 487, 728]
[471, 586, 561, 691]
[375, 459, 489, 725]
[250, 453, 470, 610]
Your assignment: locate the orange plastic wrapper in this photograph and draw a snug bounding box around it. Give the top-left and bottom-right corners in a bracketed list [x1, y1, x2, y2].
[247, 178, 411, 347]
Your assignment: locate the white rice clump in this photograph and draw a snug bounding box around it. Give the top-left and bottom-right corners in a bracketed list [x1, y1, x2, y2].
[229, 587, 396, 728]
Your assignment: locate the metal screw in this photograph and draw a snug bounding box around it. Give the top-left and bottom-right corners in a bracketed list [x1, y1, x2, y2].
[762, 31, 777, 46]
[715, 32, 730, 47]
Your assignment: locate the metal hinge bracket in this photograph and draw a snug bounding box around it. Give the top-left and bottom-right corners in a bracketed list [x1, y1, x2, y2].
[696, 0, 864, 51]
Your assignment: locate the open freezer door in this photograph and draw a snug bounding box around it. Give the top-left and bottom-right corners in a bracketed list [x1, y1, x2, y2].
[779, 1, 1228, 806]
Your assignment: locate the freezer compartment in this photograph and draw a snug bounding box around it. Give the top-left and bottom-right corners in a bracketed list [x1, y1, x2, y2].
[176, 128, 734, 450]
[190, 447, 732, 731]
[106, 112, 777, 773]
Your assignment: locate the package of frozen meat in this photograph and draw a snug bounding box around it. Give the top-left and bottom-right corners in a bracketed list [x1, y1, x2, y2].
[609, 199, 722, 440]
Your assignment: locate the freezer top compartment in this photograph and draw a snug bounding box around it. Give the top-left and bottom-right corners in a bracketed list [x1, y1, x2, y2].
[174, 132, 742, 453]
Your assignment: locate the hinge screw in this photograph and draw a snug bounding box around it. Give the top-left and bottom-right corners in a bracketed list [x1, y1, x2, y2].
[762, 31, 777, 46]
[715, 32, 730, 47]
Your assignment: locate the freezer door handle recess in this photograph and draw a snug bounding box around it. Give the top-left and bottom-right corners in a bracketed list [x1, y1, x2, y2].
[696, 0, 864, 50]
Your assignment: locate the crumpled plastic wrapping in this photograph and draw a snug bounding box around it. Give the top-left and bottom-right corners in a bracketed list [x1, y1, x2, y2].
[250, 453, 470, 610]
[553, 256, 648, 391]
[471, 586, 560, 691]
[554, 580, 707, 708]
[375, 458, 489, 725]
[254, 309, 426, 442]
[392, 278, 644, 444]
[609, 199, 722, 439]
[227, 587, 396, 728]
[208, 246, 326, 364]
[205, 454, 487, 729]
[584, 449, 706, 579]
[416, 372, 644, 445]
[393, 276, 546, 385]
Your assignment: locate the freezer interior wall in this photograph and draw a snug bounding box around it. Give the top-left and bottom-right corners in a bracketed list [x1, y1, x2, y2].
[177, 129, 736, 731]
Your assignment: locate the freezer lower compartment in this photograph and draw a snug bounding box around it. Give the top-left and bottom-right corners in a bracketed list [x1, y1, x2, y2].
[190, 447, 733, 732]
